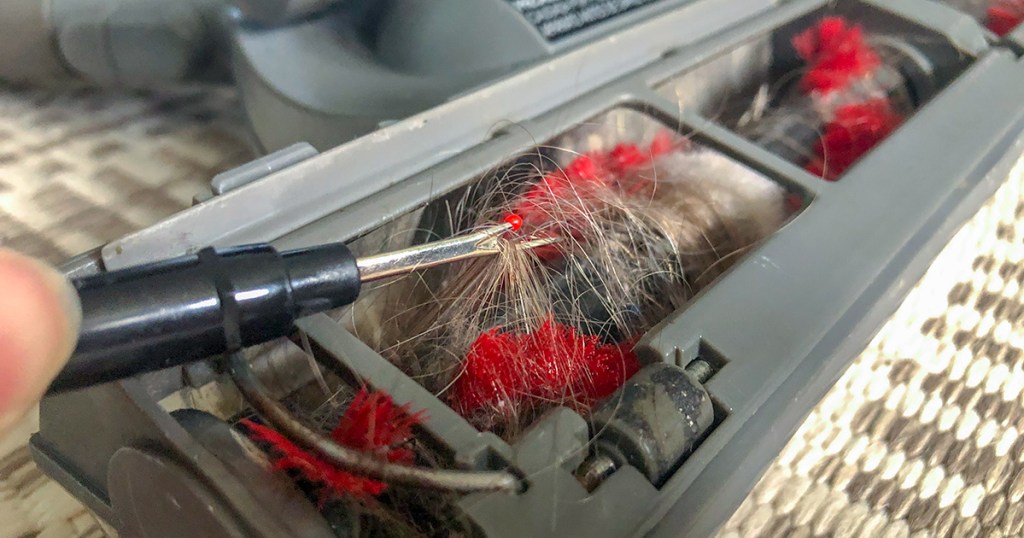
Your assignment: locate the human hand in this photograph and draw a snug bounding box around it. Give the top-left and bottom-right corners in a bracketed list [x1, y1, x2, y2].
[0, 248, 80, 435]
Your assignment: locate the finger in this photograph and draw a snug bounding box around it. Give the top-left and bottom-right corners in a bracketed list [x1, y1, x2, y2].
[0, 249, 81, 433]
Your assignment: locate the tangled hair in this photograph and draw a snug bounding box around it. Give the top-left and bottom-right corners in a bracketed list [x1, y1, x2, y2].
[733, 17, 914, 180]
[347, 122, 786, 439]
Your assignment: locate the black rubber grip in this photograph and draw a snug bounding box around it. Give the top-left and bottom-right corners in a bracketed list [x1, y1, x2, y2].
[48, 242, 360, 394]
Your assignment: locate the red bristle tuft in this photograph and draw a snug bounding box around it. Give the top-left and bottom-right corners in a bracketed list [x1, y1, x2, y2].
[582, 339, 641, 401]
[510, 132, 682, 259]
[450, 319, 640, 422]
[792, 17, 881, 94]
[563, 154, 603, 181]
[608, 143, 648, 174]
[648, 129, 678, 157]
[240, 387, 423, 503]
[805, 98, 903, 180]
[241, 419, 389, 499]
[332, 388, 423, 463]
[987, 0, 1024, 36]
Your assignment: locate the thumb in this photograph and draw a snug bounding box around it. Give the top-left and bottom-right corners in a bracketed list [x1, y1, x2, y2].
[0, 249, 81, 434]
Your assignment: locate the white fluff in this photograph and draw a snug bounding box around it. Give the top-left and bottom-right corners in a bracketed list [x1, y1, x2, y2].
[653, 147, 788, 238]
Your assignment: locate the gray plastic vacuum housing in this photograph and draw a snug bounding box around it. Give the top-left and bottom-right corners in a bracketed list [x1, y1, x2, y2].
[29, 0, 1024, 537]
[0, 0, 692, 151]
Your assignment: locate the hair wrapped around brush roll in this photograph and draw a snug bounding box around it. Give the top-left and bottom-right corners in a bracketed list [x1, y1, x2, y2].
[351, 127, 786, 439]
[739, 17, 911, 180]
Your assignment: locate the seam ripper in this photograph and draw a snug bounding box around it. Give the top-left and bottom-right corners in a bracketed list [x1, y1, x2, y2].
[48, 215, 549, 394]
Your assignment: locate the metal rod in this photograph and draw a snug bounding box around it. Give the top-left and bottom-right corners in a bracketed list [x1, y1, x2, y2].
[228, 351, 524, 494]
[356, 222, 558, 283]
[356, 221, 513, 282]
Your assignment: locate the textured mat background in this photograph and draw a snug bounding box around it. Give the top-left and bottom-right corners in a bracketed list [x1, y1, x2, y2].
[0, 85, 254, 538]
[1, 83, 1023, 538]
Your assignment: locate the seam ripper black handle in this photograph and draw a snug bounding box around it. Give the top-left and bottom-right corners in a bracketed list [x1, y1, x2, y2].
[48, 242, 360, 394]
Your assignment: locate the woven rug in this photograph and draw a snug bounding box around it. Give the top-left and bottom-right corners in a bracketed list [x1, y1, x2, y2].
[0, 84, 255, 538]
[1, 84, 1022, 538]
[719, 157, 1024, 538]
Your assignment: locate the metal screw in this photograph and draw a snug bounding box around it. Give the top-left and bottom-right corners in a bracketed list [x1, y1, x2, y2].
[684, 358, 714, 384]
[575, 453, 618, 492]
